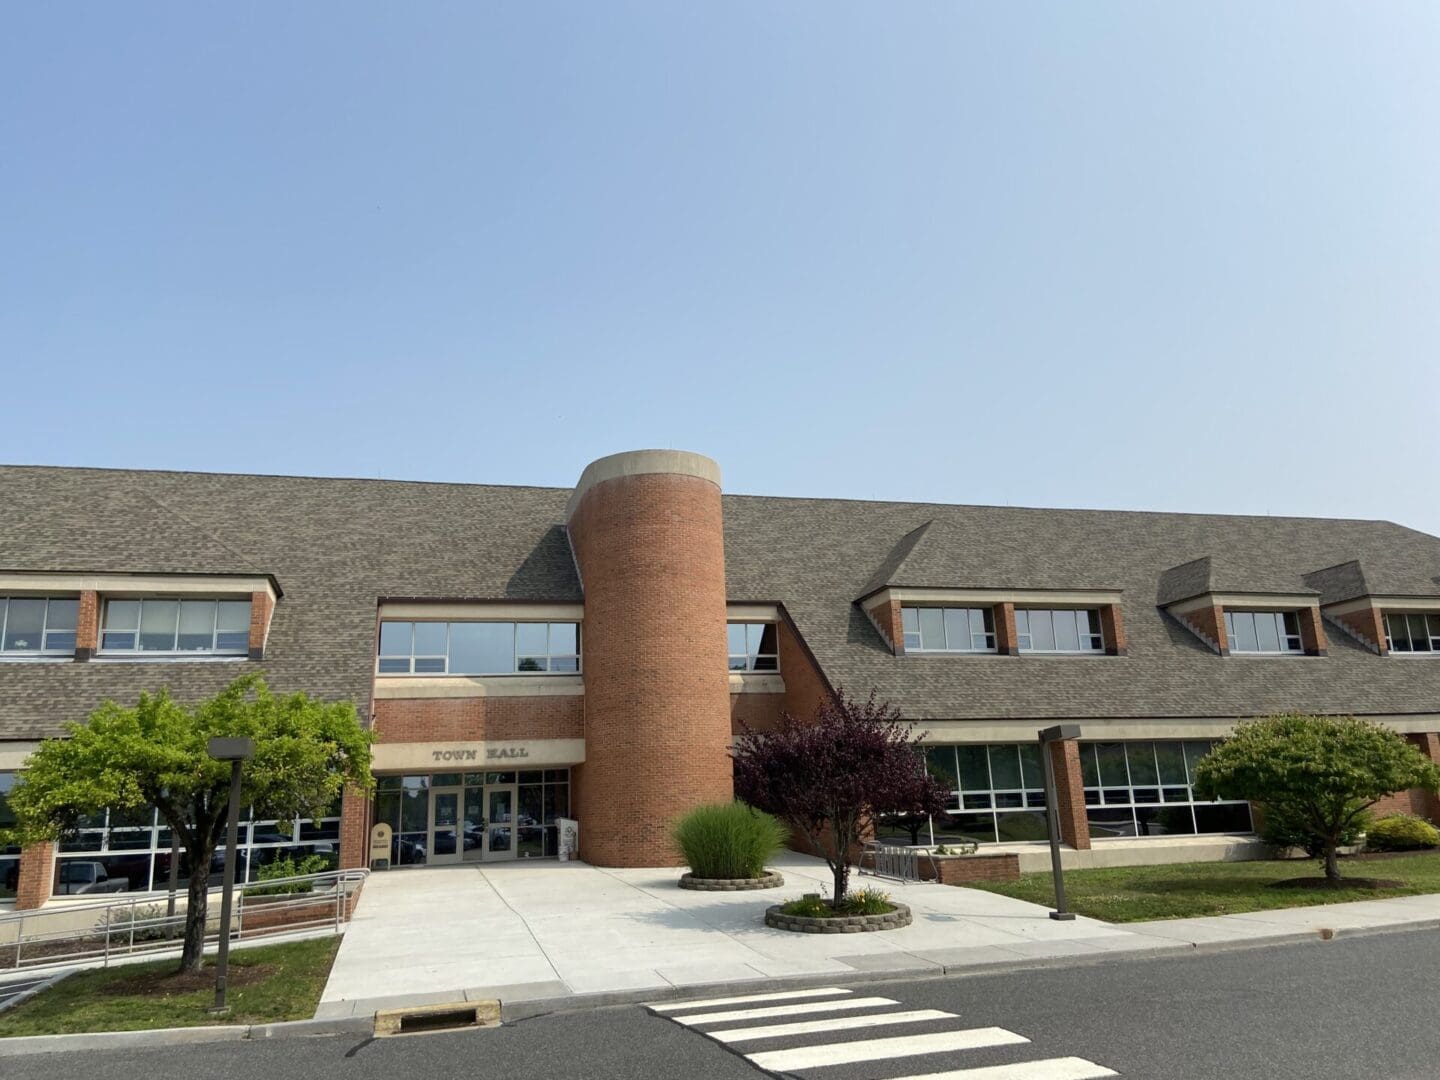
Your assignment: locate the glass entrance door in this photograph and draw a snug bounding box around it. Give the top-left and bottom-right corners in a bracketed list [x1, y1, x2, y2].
[428, 787, 463, 865]
[483, 786, 517, 861]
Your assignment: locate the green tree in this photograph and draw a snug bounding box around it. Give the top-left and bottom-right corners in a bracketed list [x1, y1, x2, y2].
[3, 674, 372, 972]
[1193, 714, 1440, 885]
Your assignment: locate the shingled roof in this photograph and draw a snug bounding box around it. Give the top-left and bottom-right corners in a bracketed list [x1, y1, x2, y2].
[3, 464, 1440, 739]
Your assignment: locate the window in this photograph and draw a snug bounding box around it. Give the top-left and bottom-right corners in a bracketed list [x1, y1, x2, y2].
[1080, 740, 1252, 838]
[1385, 612, 1440, 654]
[1224, 610, 1302, 654]
[727, 622, 779, 671]
[377, 621, 581, 675]
[907, 744, 1050, 845]
[0, 597, 78, 655]
[52, 800, 341, 895]
[901, 607, 996, 653]
[1016, 609, 1103, 653]
[1, 771, 18, 900]
[99, 598, 251, 655]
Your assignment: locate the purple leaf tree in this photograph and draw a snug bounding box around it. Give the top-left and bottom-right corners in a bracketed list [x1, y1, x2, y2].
[732, 687, 949, 903]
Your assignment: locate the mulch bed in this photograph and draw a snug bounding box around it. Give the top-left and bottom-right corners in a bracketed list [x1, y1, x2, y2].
[1268, 877, 1406, 890]
[99, 962, 278, 996]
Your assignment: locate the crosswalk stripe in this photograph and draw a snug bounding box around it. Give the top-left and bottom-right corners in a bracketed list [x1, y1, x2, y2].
[672, 996, 899, 1026]
[888, 1057, 1118, 1080]
[707, 1008, 958, 1043]
[745, 1026, 1030, 1071]
[648, 987, 852, 1013]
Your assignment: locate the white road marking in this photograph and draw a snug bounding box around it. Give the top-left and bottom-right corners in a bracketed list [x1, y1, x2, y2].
[671, 996, 899, 1026]
[745, 1026, 1030, 1071]
[648, 987, 852, 1012]
[707, 1008, 957, 1043]
[889, 1057, 1118, 1080]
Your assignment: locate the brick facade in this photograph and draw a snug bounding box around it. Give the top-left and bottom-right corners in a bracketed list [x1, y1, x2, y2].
[248, 590, 274, 661]
[730, 691, 786, 735]
[567, 467, 733, 867]
[338, 782, 371, 870]
[75, 589, 98, 660]
[1298, 606, 1328, 656]
[1100, 603, 1127, 656]
[864, 598, 905, 654]
[1180, 602, 1229, 654]
[15, 841, 54, 910]
[1048, 737, 1091, 850]
[778, 614, 835, 724]
[994, 602, 1020, 656]
[372, 695, 584, 744]
[1331, 605, 1388, 654]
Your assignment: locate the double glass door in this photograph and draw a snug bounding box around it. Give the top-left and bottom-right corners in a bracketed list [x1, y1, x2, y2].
[431, 784, 515, 863]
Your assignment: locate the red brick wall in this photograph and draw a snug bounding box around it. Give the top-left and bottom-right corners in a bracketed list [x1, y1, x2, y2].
[1100, 604, 1127, 656]
[372, 695, 584, 743]
[568, 470, 733, 867]
[864, 599, 904, 654]
[1333, 606, 1388, 654]
[249, 590, 274, 660]
[731, 692, 786, 735]
[1298, 606, 1328, 656]
[1048, 738, 1091, 850]
[15, 842, 54, 910]
[995, 603, 1019, 656]
[75, 590, 98, 659]
[778, 614, 834, 724]
[338, 782, 371, 870]
[1182, 603, 1229, 654]
[934, 853, 1021, 884]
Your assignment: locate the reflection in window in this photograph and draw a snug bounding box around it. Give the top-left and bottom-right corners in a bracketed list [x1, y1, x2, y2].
[377, 621, 581, 675]
[727, 622, 779, 671]
[99, 598, 251, 654]
[1385, 612, 1440, 654]
[900, 744, 1050, 845]
[900, 607, 996, 653]
[1, 771, 18, 899]
[373, 770, 571, 863]
[1224, 611, 1302, 654]
[1080, 740, 1252, 838]
[1016, 609, 1103, 653]
[0, 597, 79, 655]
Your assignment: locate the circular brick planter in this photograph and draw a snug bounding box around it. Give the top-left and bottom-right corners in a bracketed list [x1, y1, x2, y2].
[764, 901, 912, 933]
[679, 870, 785, 891]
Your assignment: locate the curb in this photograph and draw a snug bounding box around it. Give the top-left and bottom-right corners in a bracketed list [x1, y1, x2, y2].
[3, 916, 1437, 1054]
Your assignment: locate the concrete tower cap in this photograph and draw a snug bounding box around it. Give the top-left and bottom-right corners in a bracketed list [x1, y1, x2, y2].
[566, 450, 722, 522]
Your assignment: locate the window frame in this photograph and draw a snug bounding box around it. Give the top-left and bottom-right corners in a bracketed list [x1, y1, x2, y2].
[1015, 608, 1104, 654]
[375, 620, 583, 676]
[901, 606, 997, 654]
[1384, 612, 1440, 655]
[0, 596, 80, 657]
[98, 597, 252, 657]
[727, 621, 780, 672]
[1079, 739, 1254, 838]
[1223, 610, 1303, 655]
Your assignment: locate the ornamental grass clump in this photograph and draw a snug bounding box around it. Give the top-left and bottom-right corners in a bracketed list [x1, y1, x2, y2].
[671, 801, 789, 880]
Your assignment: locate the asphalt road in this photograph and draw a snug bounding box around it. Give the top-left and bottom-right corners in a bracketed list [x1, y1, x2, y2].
[10, 927, 1440, 1079]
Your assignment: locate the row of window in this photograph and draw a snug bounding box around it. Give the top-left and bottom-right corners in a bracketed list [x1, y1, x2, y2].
[0, 596, 253, 658]
[378, 621, 580, 675]
[903, 606, 1107, 654]
[1386, 612, 1440, 653]
[1223, 610, 1302, 654]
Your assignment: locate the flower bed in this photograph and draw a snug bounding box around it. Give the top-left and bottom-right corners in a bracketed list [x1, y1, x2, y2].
[679, 870, 784, 892]
[765, 899, 911, 933]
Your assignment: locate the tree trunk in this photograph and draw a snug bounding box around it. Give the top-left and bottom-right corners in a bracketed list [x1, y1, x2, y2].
[1323, 844, 1341, 886]
[179, 849, 213, 974]
[832, 859, 849, 906]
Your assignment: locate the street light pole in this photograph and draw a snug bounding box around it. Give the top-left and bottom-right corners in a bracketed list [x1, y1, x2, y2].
[206, 736, 254, 1016]
[1038, 724, 1082, 922]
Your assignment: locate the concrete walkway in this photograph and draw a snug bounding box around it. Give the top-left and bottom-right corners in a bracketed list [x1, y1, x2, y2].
[316, 851, 1440, 1019]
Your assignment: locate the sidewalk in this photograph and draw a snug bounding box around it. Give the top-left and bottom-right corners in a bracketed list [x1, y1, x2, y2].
[315, 851, 1440, 1020]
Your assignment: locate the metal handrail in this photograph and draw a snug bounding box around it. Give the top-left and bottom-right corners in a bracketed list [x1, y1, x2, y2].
[1, 867, 367, 976]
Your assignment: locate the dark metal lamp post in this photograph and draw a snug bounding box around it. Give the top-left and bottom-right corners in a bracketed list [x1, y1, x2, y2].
[206, 736, 254, 1015]
[1037, 724, 1082, 921]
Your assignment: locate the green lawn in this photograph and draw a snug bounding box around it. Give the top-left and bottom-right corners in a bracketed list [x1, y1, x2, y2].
[969, 852, 1440, 922]
[0, 936, 340, 1038]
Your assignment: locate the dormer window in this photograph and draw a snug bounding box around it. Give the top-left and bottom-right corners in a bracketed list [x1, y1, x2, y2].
[0, 597, 79, 655]
[901, 607, 996, 653]
[1017, 609, 1103, 654]
[100, 598, 252, 655]
[727, 622, 778, 671]
[1224, 610, 1302, 654]
[1385, 613, 1440, 654]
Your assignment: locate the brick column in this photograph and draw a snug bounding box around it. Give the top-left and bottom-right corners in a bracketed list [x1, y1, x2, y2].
[1047, 738, 1091, 850]
[75, 590, 99, 661]
[1333, 605, 1387, 655]
[1100, 604, 1127, 656]
[248, 591, 274, 661]
[1298, 606, 1328, 657]
[995, 603, 1020, 656]
[338, 783, 371, 870]
[15, 842, 54, 910]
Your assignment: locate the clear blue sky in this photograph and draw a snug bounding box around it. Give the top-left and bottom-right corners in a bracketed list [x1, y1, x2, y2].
[3, 3, 1438, 533]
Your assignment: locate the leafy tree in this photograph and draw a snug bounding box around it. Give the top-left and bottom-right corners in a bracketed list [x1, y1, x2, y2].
[1193, 714, 1440, 885]
[732, 688, 949, 903]
[4, 674, 372, 972]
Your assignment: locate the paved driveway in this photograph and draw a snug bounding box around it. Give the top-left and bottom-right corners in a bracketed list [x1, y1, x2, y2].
[317, 851, 1138, 1018]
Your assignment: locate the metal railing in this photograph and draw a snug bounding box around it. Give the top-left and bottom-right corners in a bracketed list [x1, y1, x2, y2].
[0, 867, 367, 976]
[860, 841, 932, 883]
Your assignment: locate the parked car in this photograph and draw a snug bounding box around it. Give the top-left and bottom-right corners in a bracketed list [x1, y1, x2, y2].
[55, 861, 128, 895]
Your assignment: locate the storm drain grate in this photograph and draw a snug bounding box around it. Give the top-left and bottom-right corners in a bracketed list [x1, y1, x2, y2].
[374, 1000, 501, 1037]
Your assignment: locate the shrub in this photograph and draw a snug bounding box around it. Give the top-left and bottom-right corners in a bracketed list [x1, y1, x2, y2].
[1261, 801, 1371, 858]
[244, 853, 333, 896]
[1367, 814, 1440, 851]
[779, 895, 832, 918]
[96, 902, 184, 942]
[671, 801, 788, 879]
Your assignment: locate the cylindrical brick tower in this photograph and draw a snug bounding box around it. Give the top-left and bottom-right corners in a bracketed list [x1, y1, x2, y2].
[567, 449, 733, 866]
